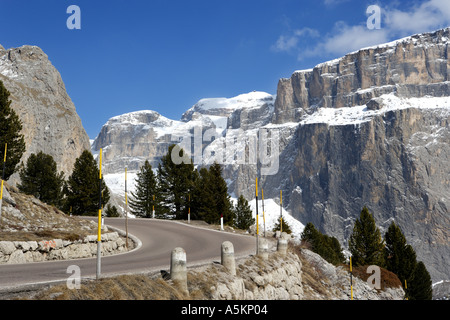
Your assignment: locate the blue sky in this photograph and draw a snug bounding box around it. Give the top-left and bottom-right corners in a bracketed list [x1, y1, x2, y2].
[1, 0, 449, 138]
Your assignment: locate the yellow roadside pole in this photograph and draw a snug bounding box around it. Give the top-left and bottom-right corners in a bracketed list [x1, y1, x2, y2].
[350, 256, 353, 300]
[405, 280, 408, 300]
[262, 189, 266, 238]
[96, 149, 103, 280]
[255, 178, 259, 255]
[0, 143, 7, 224]
[152, 194, 155, 219]
[125, 167, 129, 250]
[280, 190, 283, 233]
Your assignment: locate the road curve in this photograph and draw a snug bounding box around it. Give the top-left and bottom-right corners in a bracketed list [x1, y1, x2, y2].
[0, 218, 256, 290]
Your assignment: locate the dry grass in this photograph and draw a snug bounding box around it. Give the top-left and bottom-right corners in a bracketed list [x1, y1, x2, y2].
[341, 264, 402, 290]
[0, 183, 102, 242]
[23, 274, 189, 300]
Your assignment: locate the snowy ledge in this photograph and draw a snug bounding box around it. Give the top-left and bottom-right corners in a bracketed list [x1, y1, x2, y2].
[300, 93, 450, 127]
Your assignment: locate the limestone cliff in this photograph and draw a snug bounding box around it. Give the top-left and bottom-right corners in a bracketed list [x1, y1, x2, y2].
[0, 45, 91, 183]
[91, 28, 450, 284]
[263, 28, 450, 283]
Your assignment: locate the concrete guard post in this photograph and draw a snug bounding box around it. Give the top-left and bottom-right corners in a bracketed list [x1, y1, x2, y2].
[277, 238, 288, 256]
[170, 247, 188, 294]
[221, 241, 236, 276]
[257, 238, 269, 260]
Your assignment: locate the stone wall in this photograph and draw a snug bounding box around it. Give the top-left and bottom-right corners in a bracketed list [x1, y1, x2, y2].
[0, 232, 127, 264]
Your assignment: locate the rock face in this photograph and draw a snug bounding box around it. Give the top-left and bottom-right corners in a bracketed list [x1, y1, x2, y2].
[92, 28, 450, 283]
[273, 28, 450, 123]
[0, 45, 91, 183]
[262, 28, 450, 283]
[190, 248, 404, 300]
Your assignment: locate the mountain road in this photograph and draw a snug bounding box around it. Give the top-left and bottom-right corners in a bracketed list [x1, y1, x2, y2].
[0, 218, 256, 292]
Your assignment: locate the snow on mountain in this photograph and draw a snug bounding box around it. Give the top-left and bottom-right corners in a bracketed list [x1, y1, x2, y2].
[190, 91, 274, 113]
[248, 197, 305, 242]
[300, 93, 450, 126]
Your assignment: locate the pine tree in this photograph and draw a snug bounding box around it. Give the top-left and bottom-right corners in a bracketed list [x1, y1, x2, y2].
[208, 162, 234, 225]
[233, 195, 254, 230]
[272, 218, 292, 234]
[384, 222, 417, 286]
[349, 207, 385, 267]
[63, 150, 110, 216]
[407, 261, 433, 300]
[190, 167, 215, 221]
[301, 222, 345, 265]
[105, 204, 120, 217]
[129, 160, 158, 218]
[157, 145, 195, 219]
[0, 80, 25, 180]
[18, 151, 64, 207]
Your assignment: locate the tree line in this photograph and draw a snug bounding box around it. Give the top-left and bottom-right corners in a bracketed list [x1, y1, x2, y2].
[128, 145, 255, 229]
[1, 80, 254, 226]
[301, 206, 433, 300]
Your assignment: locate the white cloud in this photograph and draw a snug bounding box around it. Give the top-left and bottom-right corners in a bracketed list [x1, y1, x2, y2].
[273, 0, 450, 60]
[322, 22, 390, 55]
[271, 28, 319, 53]
[323, 0, 350, 6]
[385, 0, 450, 36]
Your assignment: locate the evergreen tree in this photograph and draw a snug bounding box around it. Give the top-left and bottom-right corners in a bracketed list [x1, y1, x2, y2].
[272, 218, 292, 234]
[301, 222, 345, 265]
[64, 150, 110, 216]
[384, 222, 417, 286]
[349, 207, 385, 267]
[18, 151, 64, 207]
[129, 160, 158, 218]
[0, 80, 25, 180]
[207, 162, 234, 225]
[105, 204, 120, 217]
[157, 145, 195, 219]
[233, 195, 254, 230]
[190, 167, 215, 222]
[407, 261, 433, 300]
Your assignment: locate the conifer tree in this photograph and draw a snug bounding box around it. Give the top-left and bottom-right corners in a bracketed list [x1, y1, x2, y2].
[129, 160, 158, 218]
[301, 222, 345, 265]
[0, 80, 25, 180]
[157, 145, 195, 219]
[349, 207, 385, 267]
[233, 195, 254, 230]
[18, 151, 64, 207]
[407, 261, 433, 300]
[105, 204, 120, 217]
[64, 150, 110, 216]
[190, 167, 214, 221]
[272, 218, 292, 234]
[384, 222, 417, 286]
[207, 162, 234, 225]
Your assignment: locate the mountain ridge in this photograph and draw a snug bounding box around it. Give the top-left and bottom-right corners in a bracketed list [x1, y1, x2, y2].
[92, 27, 450, 285]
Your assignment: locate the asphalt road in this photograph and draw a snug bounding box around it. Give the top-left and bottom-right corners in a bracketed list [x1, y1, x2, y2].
[0, 218, 256, 291]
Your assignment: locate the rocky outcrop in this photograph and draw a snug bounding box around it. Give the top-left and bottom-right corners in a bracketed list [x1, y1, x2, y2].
[0, 44, 91, 183]
[262, 28, 450, 283]
[273, 28, 450, 123]
[0, 232, 127, 264]
[189, 247, 404, 300]
[90, 28, 450, 284]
